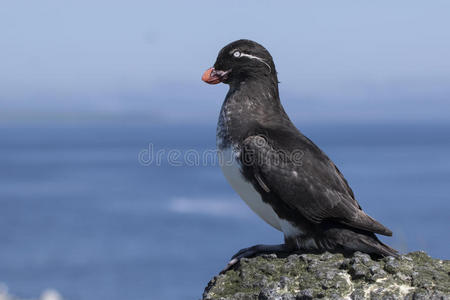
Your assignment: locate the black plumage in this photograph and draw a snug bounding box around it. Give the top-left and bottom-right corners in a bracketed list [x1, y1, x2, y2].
[202, 39, 397, 268]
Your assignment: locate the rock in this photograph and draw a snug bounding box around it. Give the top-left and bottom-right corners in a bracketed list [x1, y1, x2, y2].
[202, 251, 449, 300]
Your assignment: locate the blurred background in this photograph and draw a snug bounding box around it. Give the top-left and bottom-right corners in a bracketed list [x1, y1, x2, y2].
[1, 1, 449, 299]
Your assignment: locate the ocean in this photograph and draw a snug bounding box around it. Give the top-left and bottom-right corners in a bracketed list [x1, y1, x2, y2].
[0, 121, 449, 300]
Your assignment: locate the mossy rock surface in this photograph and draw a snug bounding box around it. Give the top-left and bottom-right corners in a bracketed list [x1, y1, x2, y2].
[202, 251, 449, 300]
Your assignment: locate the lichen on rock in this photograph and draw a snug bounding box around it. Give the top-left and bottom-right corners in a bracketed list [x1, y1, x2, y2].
[202, 251, 449, 300]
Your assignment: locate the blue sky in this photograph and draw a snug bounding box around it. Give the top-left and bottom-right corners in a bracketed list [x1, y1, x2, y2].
[1, 0, 449, 123]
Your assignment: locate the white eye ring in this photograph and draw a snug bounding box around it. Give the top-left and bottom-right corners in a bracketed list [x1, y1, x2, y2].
[233, 51, 241, 58]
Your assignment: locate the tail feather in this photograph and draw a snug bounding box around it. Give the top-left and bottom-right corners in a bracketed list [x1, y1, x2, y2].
[357, 234, 399, 257]
[342, 211, 393, 236]
[320, 226, 399, 257]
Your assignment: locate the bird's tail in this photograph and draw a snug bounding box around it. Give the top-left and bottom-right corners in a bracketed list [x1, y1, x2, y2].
[350, 232, 398, 257]
[320, 227, 399, 257]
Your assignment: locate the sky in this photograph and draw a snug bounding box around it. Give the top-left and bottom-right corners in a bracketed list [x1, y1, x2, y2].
[1, 0, 449, 123]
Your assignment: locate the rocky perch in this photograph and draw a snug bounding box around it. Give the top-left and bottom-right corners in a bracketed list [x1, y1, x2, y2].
[203, 252, 449, 300]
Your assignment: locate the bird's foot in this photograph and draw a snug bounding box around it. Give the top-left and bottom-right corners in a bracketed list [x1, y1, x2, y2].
[220, 243, 293, 274]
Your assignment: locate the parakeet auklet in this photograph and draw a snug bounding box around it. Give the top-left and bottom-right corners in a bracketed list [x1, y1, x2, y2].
[202, 39, 397, 270]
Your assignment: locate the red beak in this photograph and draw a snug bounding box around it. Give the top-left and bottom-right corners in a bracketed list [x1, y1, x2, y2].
[201, 67, 229, 84]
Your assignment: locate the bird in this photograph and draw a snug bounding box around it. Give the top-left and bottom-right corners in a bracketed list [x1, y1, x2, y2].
[201, 39, 398, 271]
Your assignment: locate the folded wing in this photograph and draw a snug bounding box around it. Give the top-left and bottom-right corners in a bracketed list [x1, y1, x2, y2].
[240, 131, 392, 236]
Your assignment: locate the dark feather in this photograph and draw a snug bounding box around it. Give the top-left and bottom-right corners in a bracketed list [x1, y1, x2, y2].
[211, 39, 396, 257]
[240, 129, 393, 236]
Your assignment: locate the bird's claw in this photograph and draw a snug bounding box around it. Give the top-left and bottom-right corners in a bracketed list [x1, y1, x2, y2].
[220, 258, 239, 274]
[220, 245, 266, 274]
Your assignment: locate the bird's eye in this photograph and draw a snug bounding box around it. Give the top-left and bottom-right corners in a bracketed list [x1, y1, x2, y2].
[233, 51, 241, 58]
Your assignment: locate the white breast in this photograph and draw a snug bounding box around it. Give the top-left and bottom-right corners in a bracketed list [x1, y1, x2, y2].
[219, 147, 282, 232]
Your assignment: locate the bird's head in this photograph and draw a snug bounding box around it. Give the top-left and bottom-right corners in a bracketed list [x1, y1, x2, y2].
[202, 39, 277, 86]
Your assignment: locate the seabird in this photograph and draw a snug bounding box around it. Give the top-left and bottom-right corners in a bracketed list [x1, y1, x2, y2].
[202, 39, 397, 270]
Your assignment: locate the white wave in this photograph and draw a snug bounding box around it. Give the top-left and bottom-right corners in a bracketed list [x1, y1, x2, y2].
[0, 284, 63, 300]
[39, 290, 62, 300]
[168, 197, 251, 218]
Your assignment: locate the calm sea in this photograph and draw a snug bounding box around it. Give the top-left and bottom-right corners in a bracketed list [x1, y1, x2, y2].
[0, 121, 449, 300]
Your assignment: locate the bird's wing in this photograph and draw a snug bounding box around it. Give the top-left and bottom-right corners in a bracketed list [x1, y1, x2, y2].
[240, 130, 392, 236]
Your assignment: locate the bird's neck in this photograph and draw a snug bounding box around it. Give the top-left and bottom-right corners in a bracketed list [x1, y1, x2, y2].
[217, 79, 291, 148]
[226, 78, 283, 115]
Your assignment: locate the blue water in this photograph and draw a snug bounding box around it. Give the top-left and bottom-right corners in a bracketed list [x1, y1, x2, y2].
[0, 121, 449, 300]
